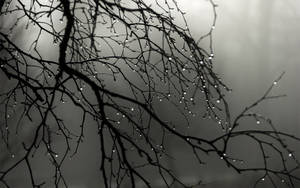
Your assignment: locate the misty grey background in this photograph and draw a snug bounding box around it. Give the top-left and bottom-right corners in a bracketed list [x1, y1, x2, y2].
[1, 0, 300, 187]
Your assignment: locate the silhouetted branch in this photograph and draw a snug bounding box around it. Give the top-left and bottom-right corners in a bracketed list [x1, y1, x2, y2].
[0, 0, 299, 188]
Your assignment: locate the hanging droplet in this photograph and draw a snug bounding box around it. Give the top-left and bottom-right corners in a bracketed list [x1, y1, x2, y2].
[288, 153, 293, 157]
[273, 81, 278, 85]
[256, 120, 260, 125]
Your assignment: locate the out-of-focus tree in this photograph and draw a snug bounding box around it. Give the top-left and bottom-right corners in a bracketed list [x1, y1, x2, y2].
[0, 0, 299, 187]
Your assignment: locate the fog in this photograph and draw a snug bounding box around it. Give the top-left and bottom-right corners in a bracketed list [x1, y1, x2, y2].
[1, 0, 300, 187]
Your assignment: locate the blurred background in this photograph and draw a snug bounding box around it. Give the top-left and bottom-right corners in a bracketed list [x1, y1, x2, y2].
[1, 0, 300, 187]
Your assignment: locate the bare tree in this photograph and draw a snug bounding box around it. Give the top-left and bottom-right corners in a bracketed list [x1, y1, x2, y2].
[0, 0, 300, 187]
